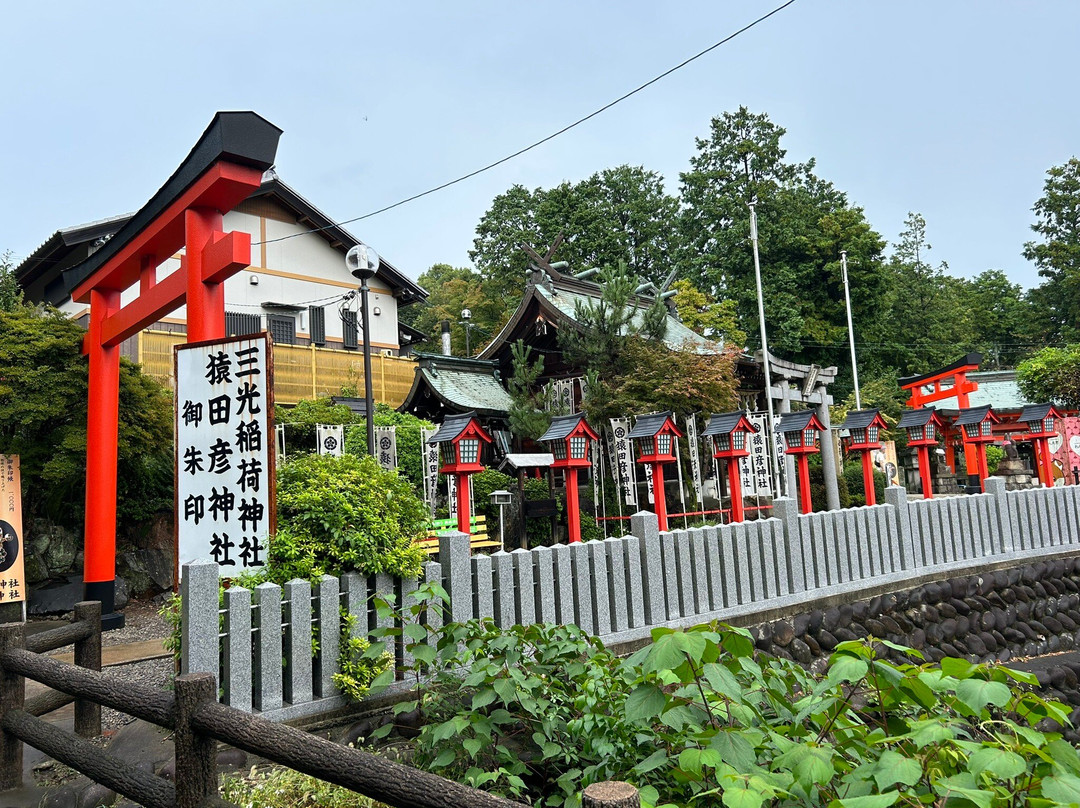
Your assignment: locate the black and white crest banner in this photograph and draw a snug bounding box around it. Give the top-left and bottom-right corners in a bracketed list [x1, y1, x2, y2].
[686, 414, 704, 505]
[374, 425, 397, 471]
[316, 424, 344, 457]
[609, 417, 638, 507]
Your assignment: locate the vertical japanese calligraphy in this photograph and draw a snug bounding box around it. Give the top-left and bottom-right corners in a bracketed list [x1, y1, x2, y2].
[374, 425, 398, 471]
[609, 418, 637, 507]
[176, 335, 275, 574]
[0, 456, 26, 604]
[420, 427, 439, 516]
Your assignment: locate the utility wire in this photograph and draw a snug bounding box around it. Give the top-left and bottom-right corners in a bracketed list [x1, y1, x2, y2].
[253, 0, 799, 247]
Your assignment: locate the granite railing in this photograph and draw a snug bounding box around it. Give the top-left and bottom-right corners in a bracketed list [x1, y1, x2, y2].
[180, 476, 1080, 721]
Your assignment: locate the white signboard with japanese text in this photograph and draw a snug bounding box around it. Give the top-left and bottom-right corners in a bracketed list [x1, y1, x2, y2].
[176, 335, 274, 574]
[740, 412, 773, 498]
[686, 414, 704, 505]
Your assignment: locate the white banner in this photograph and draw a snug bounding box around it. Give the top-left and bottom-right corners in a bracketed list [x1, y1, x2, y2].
[686, 414, 704, 505]
[421, 427, 439, 515]
[643, 459, 654, 504]
[176, 334, 273, 574]
[609, 418, 637, 507]
[275, 424, 285, 467]
[316, 424, 344, 457]
[447, 474, 458, 519]
[591, 439, 601, 517]
[374, 425, 397, 471]
[744, 412, 772, 498]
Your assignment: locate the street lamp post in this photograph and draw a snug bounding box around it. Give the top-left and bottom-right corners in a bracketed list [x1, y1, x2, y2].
[346, 243, 379, 457]
[840, 250, 861, 410]
[749, 201, 782, 498]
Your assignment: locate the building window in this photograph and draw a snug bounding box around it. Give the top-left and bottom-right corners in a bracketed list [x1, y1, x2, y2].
[309, 306, 326, 346]
[267, 314, 295, 345]
[342, 310, 358, 350]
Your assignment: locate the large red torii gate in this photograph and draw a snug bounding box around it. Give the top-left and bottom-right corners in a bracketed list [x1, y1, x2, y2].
[63, 112, 281, 627]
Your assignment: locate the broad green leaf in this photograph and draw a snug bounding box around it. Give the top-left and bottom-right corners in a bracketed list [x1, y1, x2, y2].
[710, 731, 757, 772]
[633, 749, 669, 775]
[1040, 772, 1080, 805]
[647, 634, 688, 672]
[433, 747, 457, 767]
[402, 622, 427, 642]
[967, 746, 1027, 780]
[776, 744, 835, 788]
[679, 748, 703, 777]
[369, 668, 394, 692]
[462, 738, 483, 757]
[1048, 738, 1080, 774]
[625, 683, 667, 723]
[940, 657, 976, 679]
[873, 750, 922, 789]
[933, 773, 994, 808]
[1000, 666, 1039, 686]
[410, 643, 437, 665]
[493, 677, 516, 704]
[704, 662, 745, 702]
[720, 781, 765, 808]
[829, 794, 899, 808]
[471, 688, 496, 711]
[827, 656, 868, 686]
[955, 678, 1011, 712]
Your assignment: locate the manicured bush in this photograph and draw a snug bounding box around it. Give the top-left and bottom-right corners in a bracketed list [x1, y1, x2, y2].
[808, 461, 850, 512]
[270, 453, 426, 583]
[842, 460, 886, 507]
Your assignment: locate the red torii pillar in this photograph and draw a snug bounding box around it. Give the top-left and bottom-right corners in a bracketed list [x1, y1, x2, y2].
[65, 113, 281, 627]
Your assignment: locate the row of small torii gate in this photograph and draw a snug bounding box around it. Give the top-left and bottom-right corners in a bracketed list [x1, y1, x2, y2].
[428, 402, 1066, 537]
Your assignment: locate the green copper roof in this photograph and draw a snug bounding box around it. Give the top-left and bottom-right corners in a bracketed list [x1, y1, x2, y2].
[967, 371, 1026, 411]
[405, 354, 513, 417]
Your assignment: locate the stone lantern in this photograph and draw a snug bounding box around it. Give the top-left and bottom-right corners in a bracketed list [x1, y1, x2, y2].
[1018, 403, 1064, 487]
[838, 408, 888, 506]
[953, 405, 1001, 493]
[776, 410, 826, 514]
[628, 412, 684, 531]
[426, 411, 493, 533]
[703, 411, 758, 523]
[539, 413, 599, 543]
[897, 407, 945, 499]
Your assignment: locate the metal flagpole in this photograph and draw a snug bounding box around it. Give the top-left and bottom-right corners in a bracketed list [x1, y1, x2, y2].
[841, 250, 862, 410]
[749, 201, 782, 498]
[674, 437, 689, 529]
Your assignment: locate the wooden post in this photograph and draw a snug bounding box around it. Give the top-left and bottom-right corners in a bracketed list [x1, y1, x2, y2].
[174, 673, 218, 808]
[583, 781, 641, 808]
[0, 622, 25, 790]
[73, 601, 102, 738]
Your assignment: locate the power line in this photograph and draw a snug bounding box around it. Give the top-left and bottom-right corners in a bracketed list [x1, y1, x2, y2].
[254, 0, 799, 247]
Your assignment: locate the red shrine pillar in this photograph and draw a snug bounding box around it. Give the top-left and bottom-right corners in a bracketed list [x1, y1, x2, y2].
[918, 445, 933, 499]
[84, 289, 122, 610]
[860, 452, 877, 506]
[727, 459, 745, 523]
[456, 474, 472, 535]
[795, 455, 813, 515]
[565, 468, 582, 543]
[651, 463, 669, 532]
[186, 208, 226, 341]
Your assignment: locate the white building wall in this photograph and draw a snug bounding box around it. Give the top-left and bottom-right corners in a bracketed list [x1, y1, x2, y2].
[88, 205, 404, 351]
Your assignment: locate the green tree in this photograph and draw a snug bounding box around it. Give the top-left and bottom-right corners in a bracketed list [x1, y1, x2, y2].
[1016, 345, 1080, 409]
[398, 263, 507, 357]
[677, 107, 888, 390]
[957, 269, 1035, 368]
[0, 251, 23, 312]
[669, 279, 744, 346]
[876, 212, 974, 376]
[1023, 157, 1080, 343]
[470, 166, 680, 313]
[506, 340, 550, 441]
[0, 304, 174, 524]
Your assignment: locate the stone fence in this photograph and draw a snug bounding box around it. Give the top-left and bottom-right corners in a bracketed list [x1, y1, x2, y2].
[180, 477, 1080, 721]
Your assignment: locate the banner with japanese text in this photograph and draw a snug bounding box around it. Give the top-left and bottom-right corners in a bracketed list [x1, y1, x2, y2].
[609, 418, 637, 507]
[686, 414, 704, 505]
[176, 335, 274, 574]
[421, 427, 439, 515]
[0, 456, 26, 605]
[374, 426, 398, 471]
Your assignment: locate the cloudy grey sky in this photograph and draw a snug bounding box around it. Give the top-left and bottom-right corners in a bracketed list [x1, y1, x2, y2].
[3, 1, 1077, 290]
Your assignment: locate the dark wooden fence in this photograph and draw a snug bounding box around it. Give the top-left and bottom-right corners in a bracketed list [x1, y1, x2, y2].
[1, 601, 639, 808]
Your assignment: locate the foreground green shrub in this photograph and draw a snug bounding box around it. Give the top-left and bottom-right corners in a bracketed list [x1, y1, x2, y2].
[842, 461, 886, 507]
[221, 765, 387, 808]
[369, 600, 1079, 808]
[270, 453, 426, 583]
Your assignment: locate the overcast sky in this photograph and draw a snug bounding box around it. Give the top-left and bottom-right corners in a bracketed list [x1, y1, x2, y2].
[3, 1, 1077, 291]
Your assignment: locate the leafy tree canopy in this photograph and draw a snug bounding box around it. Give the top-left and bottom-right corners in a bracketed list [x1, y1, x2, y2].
[1016, 345, 1080, 409]
[398, 263, 508, 358]
[1023, 157, 1080, 343]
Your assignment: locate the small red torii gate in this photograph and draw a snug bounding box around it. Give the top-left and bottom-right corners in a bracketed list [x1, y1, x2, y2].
[62, 112, 281, 627]
[899, 353, 983, 481]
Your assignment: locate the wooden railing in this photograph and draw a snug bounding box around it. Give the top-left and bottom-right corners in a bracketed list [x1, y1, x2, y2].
[1, 601, 641, 808]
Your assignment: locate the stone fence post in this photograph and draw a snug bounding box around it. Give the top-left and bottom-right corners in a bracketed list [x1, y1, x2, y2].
[180, 560, 220, 677]
[883, 485, 915, 570]
[439, 532, 473, 623]
[983, 477, 1016, 554]
[630, 511, 665, 624]
[770, 497, 804, 592]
